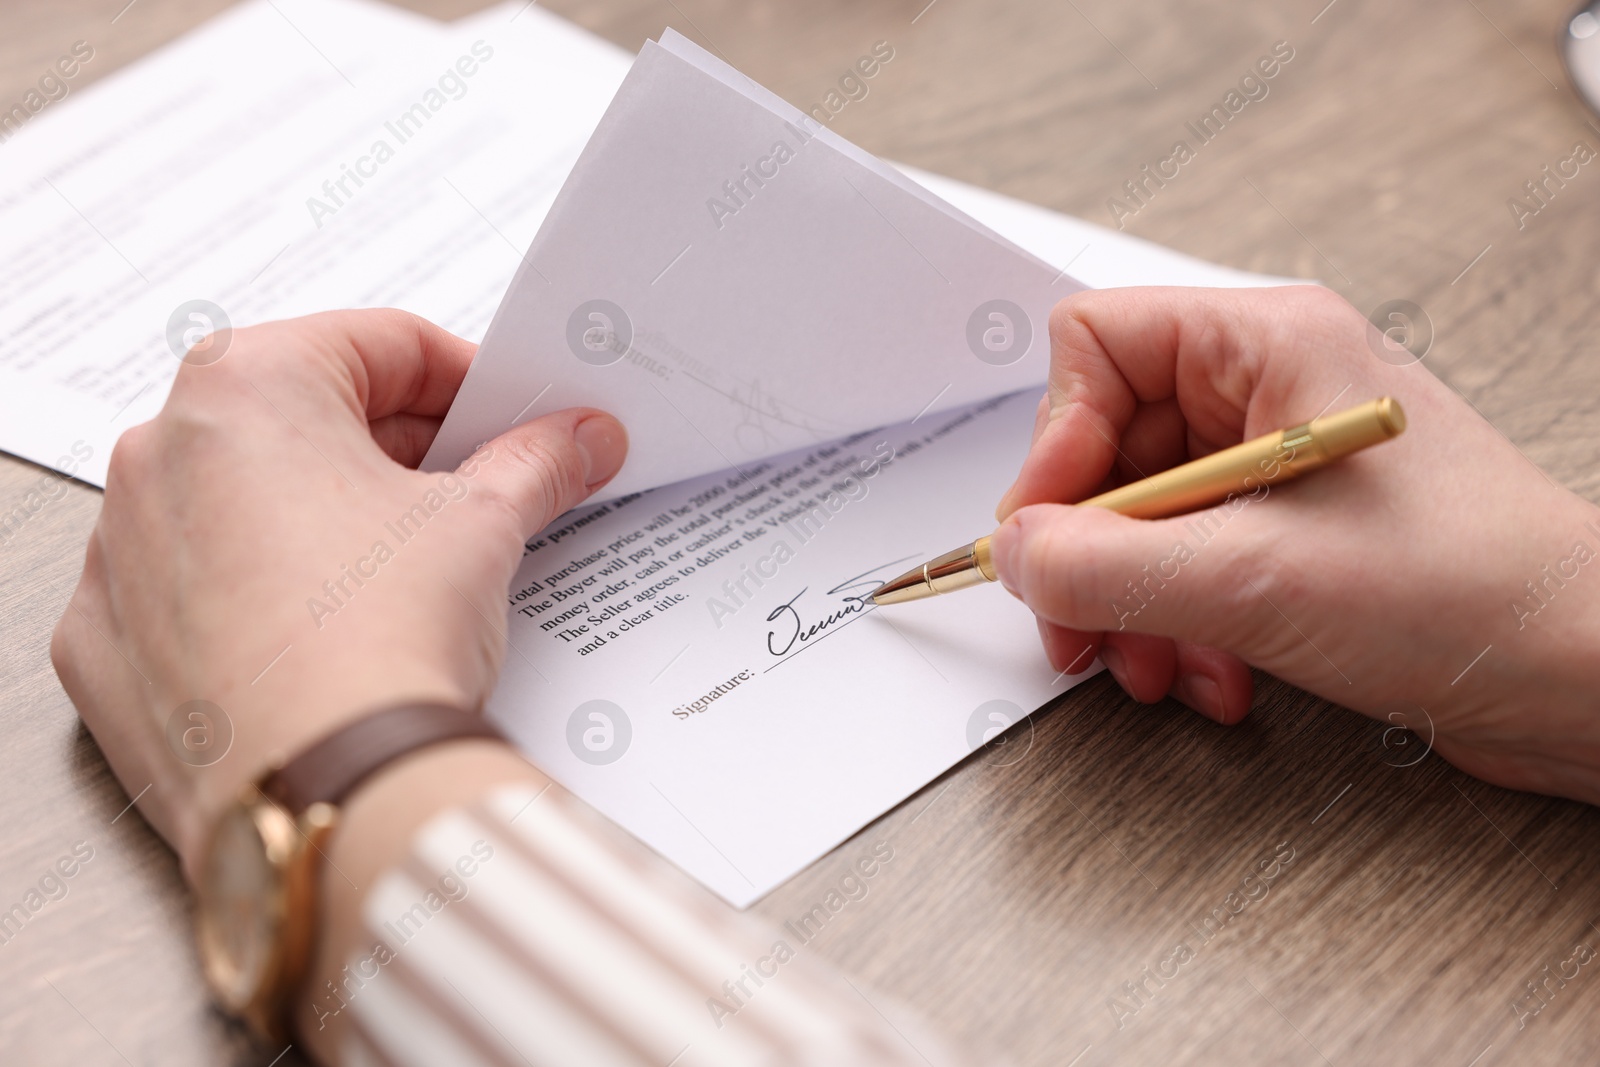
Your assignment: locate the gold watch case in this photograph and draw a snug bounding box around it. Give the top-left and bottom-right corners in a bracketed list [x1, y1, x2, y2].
[195, 788, 337, 1042]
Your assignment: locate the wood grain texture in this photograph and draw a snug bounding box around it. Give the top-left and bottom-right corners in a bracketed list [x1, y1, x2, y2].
[2, 0, 1598, 1064]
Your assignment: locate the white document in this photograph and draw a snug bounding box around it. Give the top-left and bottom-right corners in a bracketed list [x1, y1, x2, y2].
[423, 30, 1081, 498]
[421, 30, 1298, 497]
[487, 389, 1101, 906]
[0, 0, 423, 478]
[423, 32, 1298, 905]
[0, 0, 627, 485]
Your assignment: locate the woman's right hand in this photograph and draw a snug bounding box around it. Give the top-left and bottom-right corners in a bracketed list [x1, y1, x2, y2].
[990, 285, 1600, 804]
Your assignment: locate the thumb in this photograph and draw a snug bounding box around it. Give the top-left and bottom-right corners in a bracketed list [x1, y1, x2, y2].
[989, 500, 1260, 644]
[464, 409, 629, 542]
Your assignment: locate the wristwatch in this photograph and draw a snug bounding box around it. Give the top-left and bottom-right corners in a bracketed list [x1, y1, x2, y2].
[194, 704, 503, 1041]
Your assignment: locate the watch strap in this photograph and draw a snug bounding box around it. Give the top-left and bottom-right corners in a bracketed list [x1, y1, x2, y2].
[261, 704, 503, 815]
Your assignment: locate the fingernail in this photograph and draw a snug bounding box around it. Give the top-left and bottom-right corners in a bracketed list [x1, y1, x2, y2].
[574, 416, 627, 487]
[989, 518, 1022, 596]
[1180, 673, 1224, 721]
[1100, 645, 1128, 690]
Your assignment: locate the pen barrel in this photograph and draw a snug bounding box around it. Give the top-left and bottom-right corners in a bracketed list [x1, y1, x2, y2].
[1079, 397, 1405, 520]
[924, 542, 994, 594]
[972, 536, 997, 582]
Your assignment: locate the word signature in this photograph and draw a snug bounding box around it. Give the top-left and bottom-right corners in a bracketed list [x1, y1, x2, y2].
[764, 558, 916, 658]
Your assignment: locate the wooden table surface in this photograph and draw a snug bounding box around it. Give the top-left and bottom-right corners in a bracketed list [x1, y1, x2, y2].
[4, 0, 1599, 1063]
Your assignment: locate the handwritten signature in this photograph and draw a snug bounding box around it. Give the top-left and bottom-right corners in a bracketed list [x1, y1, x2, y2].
[765, 558, 917, 658]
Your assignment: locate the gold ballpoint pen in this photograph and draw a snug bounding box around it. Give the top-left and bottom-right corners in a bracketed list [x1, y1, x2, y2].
[871, 396, 1407, 606]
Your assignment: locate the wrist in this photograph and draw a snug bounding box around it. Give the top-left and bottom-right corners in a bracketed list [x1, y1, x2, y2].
[291, 739, 544, 1062]
[173, 662, 476, 882]
[190, 703, 514, 1045]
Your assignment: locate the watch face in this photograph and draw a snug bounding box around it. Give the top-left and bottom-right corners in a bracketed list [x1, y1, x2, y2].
[197, 801, 291, 1012]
